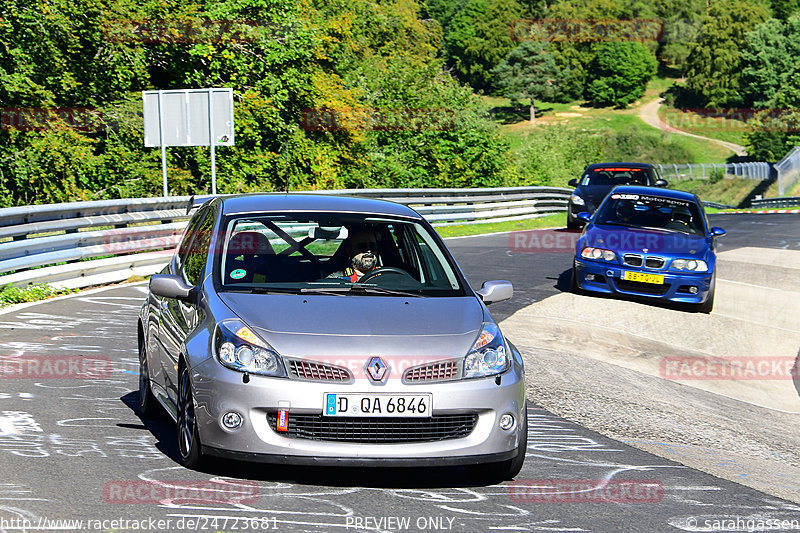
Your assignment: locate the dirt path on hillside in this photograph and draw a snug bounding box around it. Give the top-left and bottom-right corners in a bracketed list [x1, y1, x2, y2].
[639, 97, 748, 156]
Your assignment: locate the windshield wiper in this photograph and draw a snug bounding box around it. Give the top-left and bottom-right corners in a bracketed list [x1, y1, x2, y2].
[300, 285, 423, 297]
[236, 287, 303, 295]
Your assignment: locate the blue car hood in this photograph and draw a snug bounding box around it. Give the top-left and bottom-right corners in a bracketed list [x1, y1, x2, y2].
[585, 225, 709, 258]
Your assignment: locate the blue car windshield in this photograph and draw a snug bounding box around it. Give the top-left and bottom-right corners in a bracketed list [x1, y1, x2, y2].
[594, 193, 705, 236]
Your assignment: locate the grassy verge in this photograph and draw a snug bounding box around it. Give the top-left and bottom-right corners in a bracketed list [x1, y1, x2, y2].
[436, 213, 564, 238]
[656, 104, 748, 146]
[762, 179, 800, 198]
[669, 178, 762, 207]
[713, 206, 800, 213]
[0, 283, 77, 307]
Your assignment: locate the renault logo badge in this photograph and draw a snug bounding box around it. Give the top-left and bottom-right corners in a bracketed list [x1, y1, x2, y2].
[365, 357, 388, 382]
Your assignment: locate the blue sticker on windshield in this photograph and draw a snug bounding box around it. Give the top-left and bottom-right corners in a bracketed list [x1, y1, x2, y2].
[230, 269, 247, 279]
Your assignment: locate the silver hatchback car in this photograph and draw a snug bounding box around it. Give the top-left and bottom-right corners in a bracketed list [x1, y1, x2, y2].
[138, 194, 526, 479]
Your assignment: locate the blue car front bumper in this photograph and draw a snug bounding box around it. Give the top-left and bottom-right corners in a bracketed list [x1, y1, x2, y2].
[573, 257, 713, 304]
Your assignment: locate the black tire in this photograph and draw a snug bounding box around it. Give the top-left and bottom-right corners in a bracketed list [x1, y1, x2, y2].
[138, 337, 160, 418]
[569, 266, 582, 294]
[566, 218, 581, 230]
[177, 363, 204, 469]
[696, 275, 715, 314]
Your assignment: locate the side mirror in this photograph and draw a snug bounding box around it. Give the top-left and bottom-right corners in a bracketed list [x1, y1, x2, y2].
[709, 227, 726, 237]
[476, 280, 513, 305]
[568, 179, 578, 187]
[655, 179, 668, 187]
[150, 274, 194, 301]
[576, 212, 592, 223]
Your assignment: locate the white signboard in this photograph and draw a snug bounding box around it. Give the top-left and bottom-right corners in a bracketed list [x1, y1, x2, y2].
[143, 88, 234, 147]
[142, 88, 235, 195]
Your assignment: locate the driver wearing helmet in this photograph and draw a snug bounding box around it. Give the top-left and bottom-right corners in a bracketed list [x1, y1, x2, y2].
[665, 206, 693, 231]
[327, 229, 379, 282]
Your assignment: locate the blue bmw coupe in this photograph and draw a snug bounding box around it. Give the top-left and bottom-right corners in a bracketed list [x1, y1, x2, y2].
[571, 186, 726, 313]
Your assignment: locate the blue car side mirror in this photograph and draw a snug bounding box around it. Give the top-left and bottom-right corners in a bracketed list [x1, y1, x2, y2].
[576, 212, 592, 223]
[709, 227, 726, 237]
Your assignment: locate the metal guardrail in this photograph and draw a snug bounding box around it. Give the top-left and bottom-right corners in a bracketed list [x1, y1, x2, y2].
[750, 196, 800, 208]
[656, 162, 774, 182]
[0, 187, 571, 289]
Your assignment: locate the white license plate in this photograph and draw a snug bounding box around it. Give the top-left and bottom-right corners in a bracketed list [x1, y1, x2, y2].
[324, 393, 432, 417]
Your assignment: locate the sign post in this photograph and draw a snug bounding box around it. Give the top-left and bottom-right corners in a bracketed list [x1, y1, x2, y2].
[143, 88, 235, 196]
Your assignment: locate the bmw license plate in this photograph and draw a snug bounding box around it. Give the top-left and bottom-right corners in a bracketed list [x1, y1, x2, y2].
[623, 271, 664, 284]
[324, 393, 431, 417]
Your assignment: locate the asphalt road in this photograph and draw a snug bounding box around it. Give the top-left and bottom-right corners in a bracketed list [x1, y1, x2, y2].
[0, 213, 798, 533]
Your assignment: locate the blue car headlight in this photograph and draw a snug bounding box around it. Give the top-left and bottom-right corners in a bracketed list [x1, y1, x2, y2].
[570, 194, 585, 206]
[463, 323, 509, 379]
[670, 259, 708, 272]
[214, 319, 286, 377]
[581, 247, 616, 261]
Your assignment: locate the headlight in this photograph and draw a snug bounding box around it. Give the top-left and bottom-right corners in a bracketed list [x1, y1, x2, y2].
[214, 319, 286, 377]
[670, 259, 708, 272]
[463, 323, 509, 379]
[581, 247, 616, 261]
[570, 194, 585, 206]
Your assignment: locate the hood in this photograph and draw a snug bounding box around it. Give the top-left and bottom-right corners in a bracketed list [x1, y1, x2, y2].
[217, 293, 485, 359]
[586, 225, 709, 258]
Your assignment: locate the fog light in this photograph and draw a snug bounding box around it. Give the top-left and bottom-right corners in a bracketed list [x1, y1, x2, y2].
[222, 411, 243, 429]
[499, 414, 515, 430]
[689, 286, 698, 294]
[585, 273, 595, 281]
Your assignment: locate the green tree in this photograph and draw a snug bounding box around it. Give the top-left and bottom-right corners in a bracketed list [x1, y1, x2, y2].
[585, 42, 657, 107]
[740, 15, 800, 159]
[684, 0, 768, 107]
[438, 0, 523, 91]
[493, 42, 566, 122]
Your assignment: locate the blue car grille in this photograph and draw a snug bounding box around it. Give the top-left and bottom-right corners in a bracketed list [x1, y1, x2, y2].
[267, 412, 478, 443]
[622, 254, 666, 269]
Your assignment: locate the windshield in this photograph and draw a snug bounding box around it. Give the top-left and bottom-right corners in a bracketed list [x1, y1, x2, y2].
[580, 167, 650, 187]
[216, 213, 465, 296]
[594, 193, 706, 236]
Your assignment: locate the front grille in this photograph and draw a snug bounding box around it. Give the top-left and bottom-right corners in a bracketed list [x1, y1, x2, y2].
[267, 413, 478, 443]
[623, 254, 665, 270]
[286, 359, 352, 382]
[623, 254, 643, 267]
[616, 279, 670, 295]
[403, 360, 459, 383]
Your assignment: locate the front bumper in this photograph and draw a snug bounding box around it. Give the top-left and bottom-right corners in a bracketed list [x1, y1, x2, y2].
[573, 257, 713, 304]
[189, 356, 526, 465]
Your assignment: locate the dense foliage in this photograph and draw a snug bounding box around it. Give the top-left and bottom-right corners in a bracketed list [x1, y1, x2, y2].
[0, 0, 521, 206]
[2, 0, 797, 206]
[585, 42, 657, 107]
